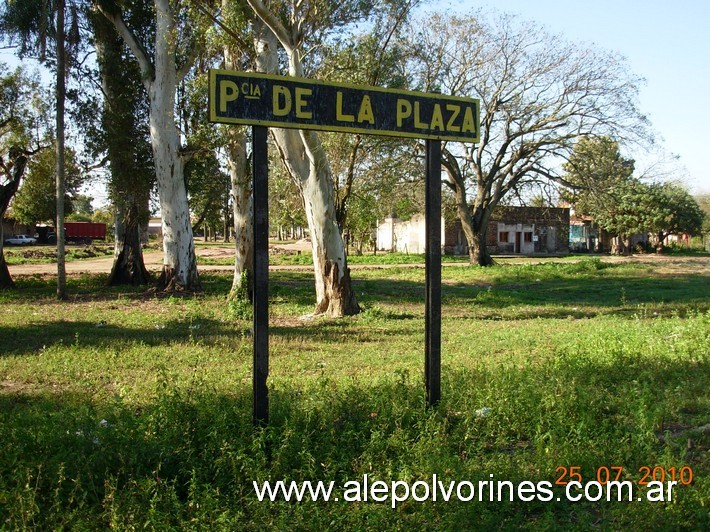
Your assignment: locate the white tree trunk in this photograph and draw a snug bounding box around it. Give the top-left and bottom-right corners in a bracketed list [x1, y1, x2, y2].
[296, 139, 356, 314]
[253, 21, 359, 316]
[149, 72, 199, 289]
[152, 0, 199, 290]
[224, 34, 254, 298]
[227, 126, 253, 296]
[99, 0, 200, 291]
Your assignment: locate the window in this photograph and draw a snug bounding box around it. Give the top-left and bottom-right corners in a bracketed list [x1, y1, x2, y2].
[499, 231, 509, 243]
[524, 232, 533, 243]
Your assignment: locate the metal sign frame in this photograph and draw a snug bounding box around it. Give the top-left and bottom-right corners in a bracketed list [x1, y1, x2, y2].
[209, 70, 480, 425]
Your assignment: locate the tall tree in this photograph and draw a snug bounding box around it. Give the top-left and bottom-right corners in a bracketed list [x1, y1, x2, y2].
[219, 0, 254, 300]
[89, 3, 154, 285]
[411, 12, 651, 265]
[561, 136, 636, 252]
[245, 0, 371, 316]
[0, 0, 82, 298]
[54, 0, 68, 297]
[97, 0, 206, 291]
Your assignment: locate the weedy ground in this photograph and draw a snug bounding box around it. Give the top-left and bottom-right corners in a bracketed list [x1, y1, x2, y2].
[0, 257, 708, 529]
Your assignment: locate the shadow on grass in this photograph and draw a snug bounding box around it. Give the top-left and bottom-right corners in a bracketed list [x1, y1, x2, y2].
[0, 317, 251, 357]
[0, 346, 707, 529]
[0, 313, 424, 357]
[443, 273, 710, 318]
[6, 264, 709, 311]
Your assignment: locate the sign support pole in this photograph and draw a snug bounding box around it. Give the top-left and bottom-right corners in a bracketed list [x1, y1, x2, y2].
[209, 72, 480, 423]
[252, 126, 269, 426]
[425, 139, 442, 407]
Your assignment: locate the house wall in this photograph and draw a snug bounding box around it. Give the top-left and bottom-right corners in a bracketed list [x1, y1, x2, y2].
[488, 206, 569, 255]
[376, 217, 397, 251]
[377, 207, 570, 256]
[444, 222, 469, 255]
[376, 214, 445, 254]
[448, 207, 570, 255]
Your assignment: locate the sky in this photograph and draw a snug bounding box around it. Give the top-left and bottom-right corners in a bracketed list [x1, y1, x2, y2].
[2, 1, 708, 196]
[435, 0, 710, 194]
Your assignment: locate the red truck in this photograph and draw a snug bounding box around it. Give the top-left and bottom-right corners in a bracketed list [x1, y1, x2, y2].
[47, 222, 107, 245]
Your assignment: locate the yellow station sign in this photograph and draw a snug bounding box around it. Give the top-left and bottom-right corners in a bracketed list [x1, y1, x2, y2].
[209, 70, 480, 143]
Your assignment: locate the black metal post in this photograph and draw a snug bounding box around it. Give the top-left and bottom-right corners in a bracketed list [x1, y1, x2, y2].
[252, 126, 269, 426]
[425, 139, 442, 407]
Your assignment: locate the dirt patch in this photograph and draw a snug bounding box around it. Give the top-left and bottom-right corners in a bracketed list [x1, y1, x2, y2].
[7, 247, 710, 277]
[602, 254, 710, 275]
[194, 246, 234, 259]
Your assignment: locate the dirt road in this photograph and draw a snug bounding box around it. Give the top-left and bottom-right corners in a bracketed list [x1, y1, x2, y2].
[8, 244, 710, 278]
[6, 241, 314, 276]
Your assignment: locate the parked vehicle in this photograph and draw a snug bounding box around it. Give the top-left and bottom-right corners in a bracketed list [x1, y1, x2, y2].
[4, 234, 37, 245]
[47, 222, 107, 245]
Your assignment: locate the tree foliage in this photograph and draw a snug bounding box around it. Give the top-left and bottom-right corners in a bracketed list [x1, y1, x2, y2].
[186, 150, 229, 235]
[315, 2, 416, 239]
[12, 146, 83, 224]
[0, 63, 49, 288]
[643, 182, 705, 244]
[696, 193, 710, 237]
[563, 137, 704, 250]
[561, 135, 635, 218]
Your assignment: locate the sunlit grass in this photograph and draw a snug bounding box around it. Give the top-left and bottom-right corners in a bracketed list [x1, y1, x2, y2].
[0, 259, 708, 528]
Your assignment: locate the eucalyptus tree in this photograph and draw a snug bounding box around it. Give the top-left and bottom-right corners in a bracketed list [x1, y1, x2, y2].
[0, 64, 48, 288]
[0, 0, 83, 298]
[89, 3, 154, 285]
[243, 0, 394, 316]
[206, 0, 255, 299]
[411, 12, 651, 265]
[96, 0, 212, 291]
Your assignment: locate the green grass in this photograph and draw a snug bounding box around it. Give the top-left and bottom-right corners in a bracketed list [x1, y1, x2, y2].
[197, 251, 474, 267]
[0, 259, 708, 529]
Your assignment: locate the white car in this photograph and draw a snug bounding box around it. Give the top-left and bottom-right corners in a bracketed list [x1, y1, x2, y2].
[4, 234, 37, 245]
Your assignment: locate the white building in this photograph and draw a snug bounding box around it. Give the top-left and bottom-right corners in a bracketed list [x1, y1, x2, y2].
[376, 214, 445, 254]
